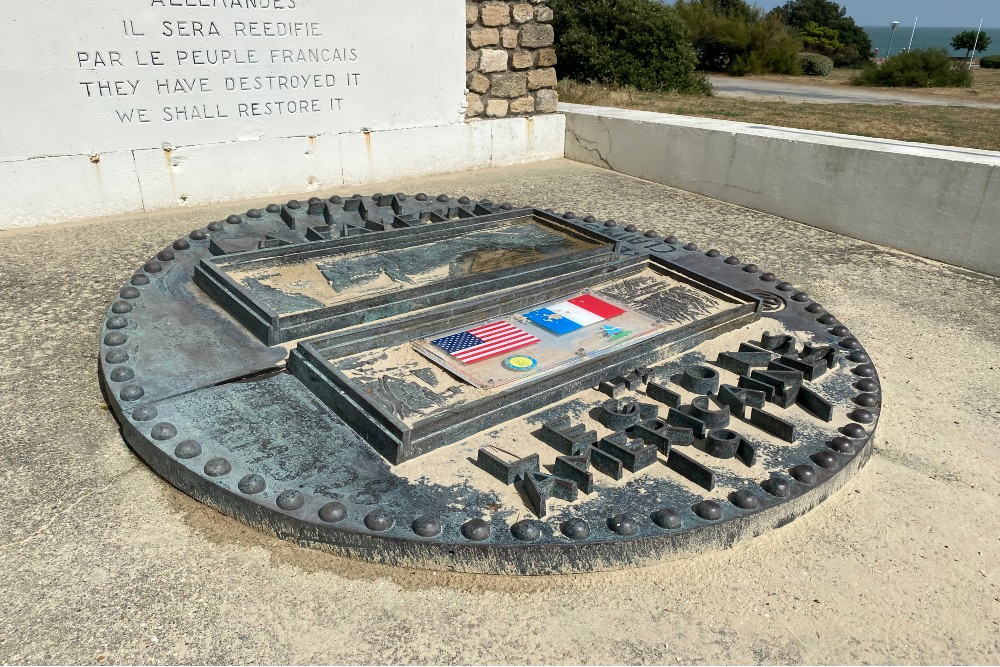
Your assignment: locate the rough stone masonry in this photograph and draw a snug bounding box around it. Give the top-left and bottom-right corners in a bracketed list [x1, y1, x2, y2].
[466, 0, 558, 118]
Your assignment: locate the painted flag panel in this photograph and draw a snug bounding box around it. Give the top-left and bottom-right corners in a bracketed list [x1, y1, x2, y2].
[431, 321, 540, 363]
[568, 294, 626, 319]
[547, 301, 605, 327]
[522, 308, 584, 335]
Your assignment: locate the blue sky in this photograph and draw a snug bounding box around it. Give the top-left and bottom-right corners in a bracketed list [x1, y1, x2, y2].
[750, 1, 999, 27]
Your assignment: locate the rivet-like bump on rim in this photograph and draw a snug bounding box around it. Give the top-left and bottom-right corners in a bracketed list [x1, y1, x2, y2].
[563, 211, 576, 219]
[276, 490, 306, 511]
[806, 303, 825, 313]
[143, 260, 162, 273]
[683, 243, 698, 251]
[651, 508, 682, 529]
[286, 200, 301, 209]
[510, 520, 541, 541]
[500, 202, 512, 210]
[762, 478, 791, 497]
[106, 316, 128, 329]
[830, 325, 850, 337]
[204, 457, 232, 477]
[818, 314, 838, 324]
[855, 378, 879, 392]
[111, 301, 133, 314]
[852, 364, 876, 377]
[364, 509, 393, 531]
[792, 292, 809, 302]
[811, 451, 838, 469]
[854, 393, 879, 408]
[119, 385, 144, 401]
[189, 230, 207, 241]
[706, 249, 721, 258]
[415, 193, 428, 201]
[604, 220, 617, 227]
[319, 502, 347, 523]
[105, 349, 129, 364]
[120, 286, 141, 299]
[694, 500, 722, 520]
[174, 440, 201, 459]
[743, 264, 759, 273]
[730, 490, 761, 509]
[150, 422, 177, 441]
[412, 515, 442, 537]
[130, 274, 149, 286]
[829, 436, 854, 453]
[156, 249, 175, 262]
[109, 366, 134, 382]
[458, 196, 472, 205]
[246, 209, 263, 219]
[561, 518, 590, 540]
[207, 221, 223, 231]
[850, 408, 875, 424]
[104, 332, 127, 346]
[607, 514, 638, 536]
[665, 235, 679, 244]
[777, 282, 794, 292]
[644, 230, 659, 238]
[131, 405, 157, 422]
[583, 215, 597, 223]
[238, 474, 266, 494]
[760, 273, 777, 282]
[329, 195, 344, 204]
[724, 255, 740, 265]
[266, 204, 281, 213]
[624, 224, 638, 232]
[461, 518, 490, 541]
[172, 239, 190, 250]
[436, 194, 450, 202]
[790, 464, 816, 484]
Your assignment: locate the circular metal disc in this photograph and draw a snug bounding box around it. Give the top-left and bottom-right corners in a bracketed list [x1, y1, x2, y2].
[99, 194, 880, 574]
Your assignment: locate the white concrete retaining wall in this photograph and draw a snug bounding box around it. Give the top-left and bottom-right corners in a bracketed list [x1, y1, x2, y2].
[0, 0, 565, 229]
[563, 103, 1000, 277]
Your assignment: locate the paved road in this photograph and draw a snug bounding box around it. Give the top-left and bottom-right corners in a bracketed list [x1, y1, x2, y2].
[710, 76, 1000, 108]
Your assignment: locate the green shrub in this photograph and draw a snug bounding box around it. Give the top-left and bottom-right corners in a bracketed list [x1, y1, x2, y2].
[851, 48, 973, 88]
[799, 52, 834, 75]
[675, 0, 802, 75]
[549, 0, 711, 94]
[980, 54, 1000, 69]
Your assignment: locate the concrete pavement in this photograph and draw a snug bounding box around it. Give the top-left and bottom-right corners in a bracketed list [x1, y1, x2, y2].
[709, 75, 1000, 108]
[1, 159, 998, 664]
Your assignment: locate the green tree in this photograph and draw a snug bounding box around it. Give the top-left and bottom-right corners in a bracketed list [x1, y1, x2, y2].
[769, 0, 872, 66]
[800, 21, 843, 57]
[675, 0, 802, 75]
[549, 0, 711, 93]
[950, 30, 992, 58]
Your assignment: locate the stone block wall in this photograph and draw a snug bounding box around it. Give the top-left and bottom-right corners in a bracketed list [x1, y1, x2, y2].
[466, 0, 558, 118]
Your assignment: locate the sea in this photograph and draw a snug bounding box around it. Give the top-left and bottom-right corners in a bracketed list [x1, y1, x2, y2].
[863, 25, 999, 58]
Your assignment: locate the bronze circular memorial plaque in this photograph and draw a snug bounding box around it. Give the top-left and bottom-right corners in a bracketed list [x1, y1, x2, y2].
[99, 193, 880, 574]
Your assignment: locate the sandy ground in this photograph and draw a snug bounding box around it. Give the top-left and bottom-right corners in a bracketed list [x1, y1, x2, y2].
[0, 159, 998, 664]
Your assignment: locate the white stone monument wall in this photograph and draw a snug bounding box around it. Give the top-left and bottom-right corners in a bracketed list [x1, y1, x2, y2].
[0, 0, 564, 228]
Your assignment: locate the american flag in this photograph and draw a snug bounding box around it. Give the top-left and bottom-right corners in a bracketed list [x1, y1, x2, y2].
[431, 321, 540, 364]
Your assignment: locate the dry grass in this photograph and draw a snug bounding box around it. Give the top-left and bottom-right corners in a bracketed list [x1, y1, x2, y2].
[741, 67, 1000, 103]
[559, 80, 1000, 151]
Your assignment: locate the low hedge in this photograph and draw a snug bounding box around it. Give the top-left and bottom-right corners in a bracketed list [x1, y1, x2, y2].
[799, 52, 834, 76]
[980, 54, 1000, 69]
